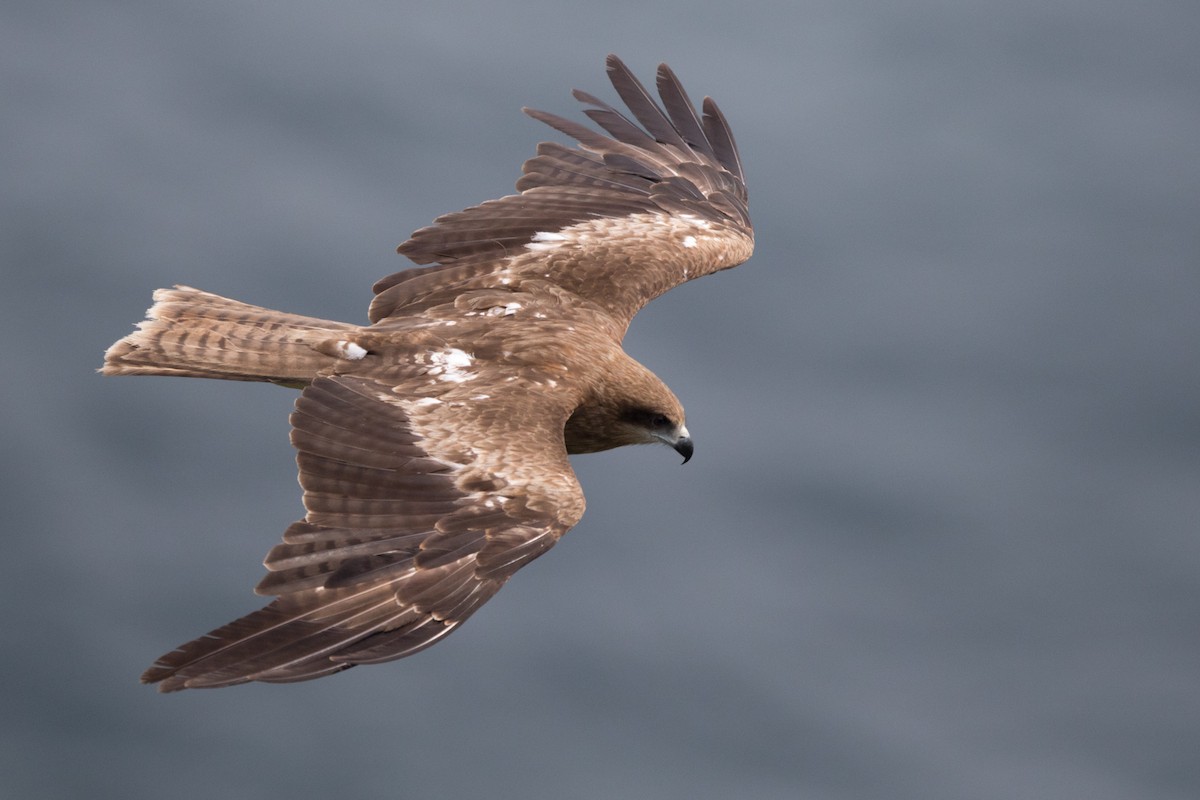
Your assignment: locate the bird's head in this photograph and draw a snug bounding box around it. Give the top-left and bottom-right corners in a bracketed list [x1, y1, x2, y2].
[563, 355, 692, 463]
[617, 406, 692, 463]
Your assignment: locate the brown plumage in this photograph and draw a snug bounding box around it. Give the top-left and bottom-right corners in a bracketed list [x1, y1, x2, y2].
[101, 55, 754, 691]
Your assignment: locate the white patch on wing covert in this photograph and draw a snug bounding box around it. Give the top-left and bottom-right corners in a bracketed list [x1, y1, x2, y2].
[525, 230, 568, 252]
[333, 340, 367, 360]
[486, 302, 522, 316]
[682, 235, 697, 248]
[426, 348, 475, 383]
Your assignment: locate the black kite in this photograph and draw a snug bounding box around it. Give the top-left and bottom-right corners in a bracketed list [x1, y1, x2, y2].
[103, 55, 754, 691]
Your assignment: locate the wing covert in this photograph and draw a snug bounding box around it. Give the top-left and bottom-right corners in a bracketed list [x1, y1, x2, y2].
[369, 55, 753, 334]
[142, 375, 583, 691]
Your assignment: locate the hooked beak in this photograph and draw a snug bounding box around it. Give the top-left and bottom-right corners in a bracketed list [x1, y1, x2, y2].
[673, 434, 694, 464]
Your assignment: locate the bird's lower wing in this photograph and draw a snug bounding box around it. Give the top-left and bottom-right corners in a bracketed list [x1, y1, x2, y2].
[143, 375, 583, 691]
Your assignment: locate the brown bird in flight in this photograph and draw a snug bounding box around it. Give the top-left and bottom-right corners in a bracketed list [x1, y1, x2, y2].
[103, 55, 754, 691]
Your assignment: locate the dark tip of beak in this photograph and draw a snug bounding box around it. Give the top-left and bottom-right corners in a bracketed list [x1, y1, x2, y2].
[674, 436, 694, 464]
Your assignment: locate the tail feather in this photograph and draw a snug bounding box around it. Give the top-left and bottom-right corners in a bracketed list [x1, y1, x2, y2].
[102, 286, 361, 383]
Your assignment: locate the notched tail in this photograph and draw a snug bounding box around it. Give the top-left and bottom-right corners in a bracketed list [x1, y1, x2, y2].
[101, 286, 363, 384]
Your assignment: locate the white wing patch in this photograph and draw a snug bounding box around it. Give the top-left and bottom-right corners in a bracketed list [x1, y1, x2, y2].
[525, 231, 568, 252]
[486, 302, 522, 317]
[333, 340, 368, 360]
[682, 235, 697, 248]
[426, 348, 476, 383]
[678, 213, 713, 230]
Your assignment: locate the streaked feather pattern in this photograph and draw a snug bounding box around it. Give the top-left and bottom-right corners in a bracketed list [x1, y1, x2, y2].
[102, 56, 753, 690]
[370, 54, 752, 329]
[142, 376, 581, 690]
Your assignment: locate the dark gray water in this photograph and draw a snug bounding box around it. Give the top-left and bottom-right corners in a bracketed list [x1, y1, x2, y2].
[5, 2, 1198, 798]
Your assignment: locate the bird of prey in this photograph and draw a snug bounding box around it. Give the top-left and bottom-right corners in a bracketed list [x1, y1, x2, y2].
[102, 55, 754, 691]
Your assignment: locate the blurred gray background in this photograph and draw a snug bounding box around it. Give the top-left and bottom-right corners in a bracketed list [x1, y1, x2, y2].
[4, 1, 1198, 798]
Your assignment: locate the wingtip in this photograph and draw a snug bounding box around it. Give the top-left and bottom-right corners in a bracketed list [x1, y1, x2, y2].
[604, 53, 633, 81]
[140, 670, 180, 692]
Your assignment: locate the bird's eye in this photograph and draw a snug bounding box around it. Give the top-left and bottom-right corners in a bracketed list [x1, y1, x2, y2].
[625, 408, 673, 429]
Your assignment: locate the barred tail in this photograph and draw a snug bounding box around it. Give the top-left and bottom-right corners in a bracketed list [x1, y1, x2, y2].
[101, 286, 363, 384]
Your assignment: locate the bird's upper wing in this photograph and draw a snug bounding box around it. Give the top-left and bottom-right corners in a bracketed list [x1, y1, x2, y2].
[369, 55, 753, 337]
[142, 374, 583, 691]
